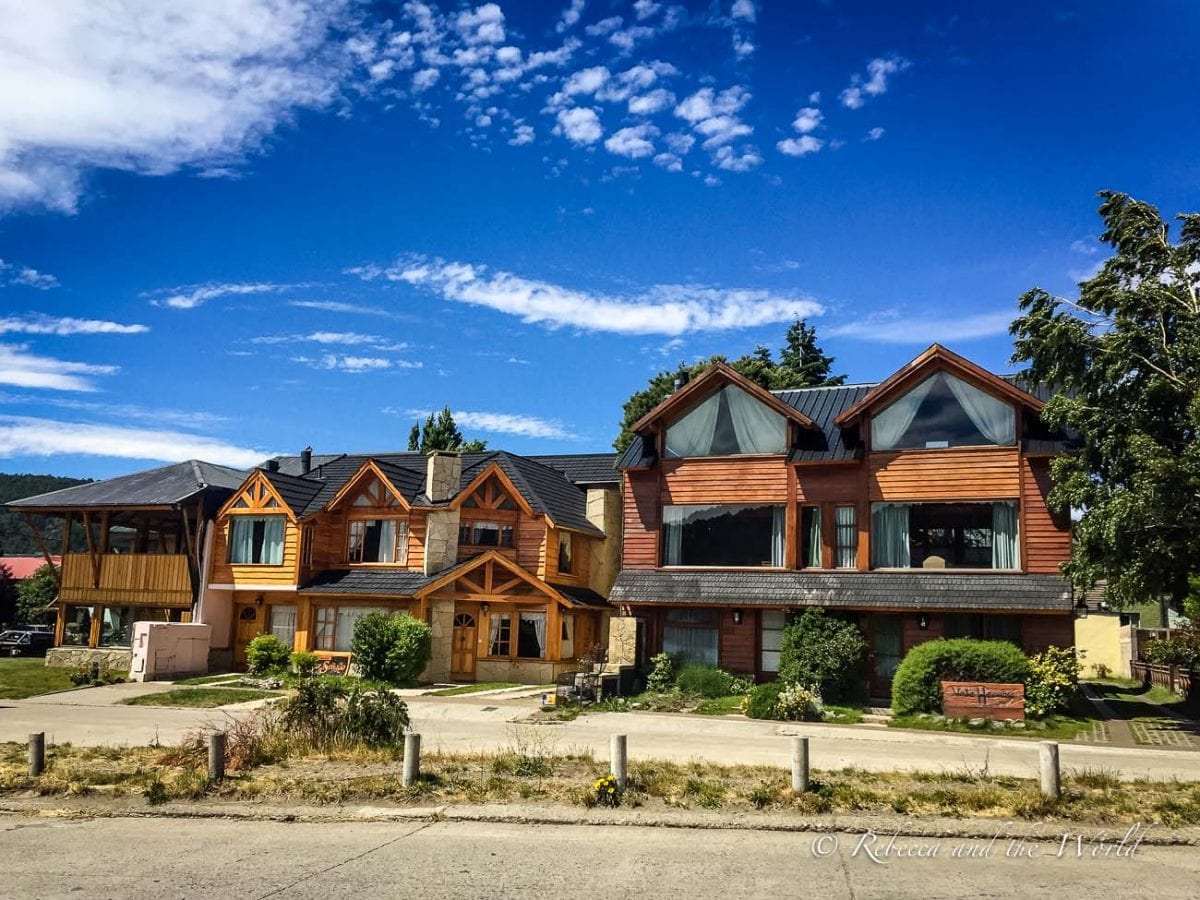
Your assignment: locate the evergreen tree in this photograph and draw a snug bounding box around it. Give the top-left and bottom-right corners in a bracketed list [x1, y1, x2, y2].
[407, 422, 421, 452]
[408, 407, 487, 453]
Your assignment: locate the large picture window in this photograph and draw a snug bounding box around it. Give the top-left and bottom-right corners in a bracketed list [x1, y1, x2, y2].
[663, 608, 719, 667]
[944, 614, 1022, 645]
[870, 502, 1020, 569]
[871, 372, 1015, 451]
[459, 520, 515, 548]
[662, 504, 785, 567]
[348, 518, 408, 564]
[664, 384, 786, 457]
[228, 516, 285, 565]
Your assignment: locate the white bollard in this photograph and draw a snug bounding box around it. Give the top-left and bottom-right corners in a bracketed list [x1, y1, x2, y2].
[791, 736, 809, 792]
[1039, 741, 1061, 799]
[610, 734, 628, 789]
[403, 733, 421, 786]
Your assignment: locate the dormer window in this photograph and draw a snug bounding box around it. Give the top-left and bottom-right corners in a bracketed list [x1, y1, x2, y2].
[664, 384, 786, 457]
[348, 518, 408, 564]
[871, 372, 1015, 451]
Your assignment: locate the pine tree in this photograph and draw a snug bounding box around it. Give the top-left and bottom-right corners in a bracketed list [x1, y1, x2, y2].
[407, 407, 487, 453]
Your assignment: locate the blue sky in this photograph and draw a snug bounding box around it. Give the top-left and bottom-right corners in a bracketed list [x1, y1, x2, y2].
[0, 1, 1197, 479]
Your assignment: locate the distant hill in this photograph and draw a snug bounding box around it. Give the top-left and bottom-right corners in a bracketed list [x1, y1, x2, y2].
[0, 473, 93, 556]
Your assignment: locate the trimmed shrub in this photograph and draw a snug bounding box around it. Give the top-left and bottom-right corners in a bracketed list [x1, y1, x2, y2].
[675, 665, 748, 699]
[246, 634, 291, 675]
[644, 653, 675, 693]
[1025, 645, 1082, 718]
[742, 681, 824, 721]
[290, 651, 318, 678]
[743, 681, 786, 719]
[350, 612, 432, 685]
[777, 609, 867, 702]
[891, 638, 1032, 716]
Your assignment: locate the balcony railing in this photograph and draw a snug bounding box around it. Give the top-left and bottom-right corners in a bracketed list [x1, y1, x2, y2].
[59, 553, 193, 607]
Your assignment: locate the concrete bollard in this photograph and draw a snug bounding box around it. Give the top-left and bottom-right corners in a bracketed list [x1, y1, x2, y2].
[791, 736, 810, 792]
[207, 732, 226, 781]
[402, 733, 421, 787]
[28, 732, 44, 777]
[1039, 741, 1061, 799]
[611, 734, 628, 789]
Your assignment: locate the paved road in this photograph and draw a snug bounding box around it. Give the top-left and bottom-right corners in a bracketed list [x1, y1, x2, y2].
[2, 691, 1196, 781]
[0, 815, 1190, 899]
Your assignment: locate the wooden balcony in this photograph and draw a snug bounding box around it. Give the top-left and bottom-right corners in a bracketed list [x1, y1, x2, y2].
[59, 553, 193, 608]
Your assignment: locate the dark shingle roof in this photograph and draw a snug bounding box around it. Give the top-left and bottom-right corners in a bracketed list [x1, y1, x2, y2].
[482, 453, 604, 536]
[7, 460, 247, 509]
[610, 570, 1073, 613]
[527, 454, 619, 485]
[261, 470, 324, 515]
[299, 568, 438, 596]
[549, 583, 611, 608]
[775, 384, 873, 463]
[615, 433, 655, 470]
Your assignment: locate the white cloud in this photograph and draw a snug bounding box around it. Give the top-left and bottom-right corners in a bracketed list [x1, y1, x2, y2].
[609, 25, 656, 52]
[0, 415, 271, 467]
[693, 115, 752, 148]
[294, 353, 421, 372]
[605, 124, 659, 158]
[628, 88, 675, 115]
[455, 4, 506, 44]
[663, 132, 695, 155]
[555, 107, 603, 145]
[557, 0, 586, 33]
[366, 256, 824, 336]
[148, 281, 287, 310]
[251, 331, 390, 346]
[0, 260, 59, 289]
[562, 65, 610, 96]
[0, 392, 229, 430]
[1070, 239, 1100, 256]
[675, 86, 750, 123]
[0, 343, 118, 392]
[791, 107, 823, 134]
[731, 0, 756, 22]
[713, 145, 762, 172]
[0, 1, 366, 214]
[508, 124, 535, 145]
[777, 135, 823, 156]
[412, 67, 440, 91]
[585, 16, 623, 36]
[287, 300, 394, 317]
[840, 55, 910, 109]
[653, 152, 683, 172]
[408, 409, 572, 440]
[0, 315, 148, 336]
[865, 126, 885, 141]
[827, 310, 1012, 343]
[634, 0, 661, 20]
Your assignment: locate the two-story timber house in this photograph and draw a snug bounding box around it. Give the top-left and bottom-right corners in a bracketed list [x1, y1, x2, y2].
[609, 345, 1077, 696]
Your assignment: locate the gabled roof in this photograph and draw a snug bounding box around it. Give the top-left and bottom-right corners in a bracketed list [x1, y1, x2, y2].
[834, 344, 1045, 428]
[526, 453, 619, 485]
[460, 453, 604, 536]
[628, 362, 817, 434]
[6, 460, 247, 510]
[776, 383, 874, 463]
[259, 470, 324, 517]
[323, 459, 413, 512]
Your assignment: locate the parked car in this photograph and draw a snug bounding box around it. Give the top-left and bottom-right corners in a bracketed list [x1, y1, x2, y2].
[0, 627, 54, 657]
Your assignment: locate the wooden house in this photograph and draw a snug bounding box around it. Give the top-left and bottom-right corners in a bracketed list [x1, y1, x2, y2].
[610, 345, 1077, 696]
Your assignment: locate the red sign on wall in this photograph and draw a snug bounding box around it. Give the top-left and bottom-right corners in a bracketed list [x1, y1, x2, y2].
[941, 681, 1026, 720]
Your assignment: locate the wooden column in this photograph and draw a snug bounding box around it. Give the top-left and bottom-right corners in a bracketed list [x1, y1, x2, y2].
[21, 512, 61, 587]
[784, 466, 798, 569]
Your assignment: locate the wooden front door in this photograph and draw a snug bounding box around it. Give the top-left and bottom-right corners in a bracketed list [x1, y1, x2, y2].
[868, 615, 903, 700]
[451, 612, 477, 681]
[232, 603, 261, 668]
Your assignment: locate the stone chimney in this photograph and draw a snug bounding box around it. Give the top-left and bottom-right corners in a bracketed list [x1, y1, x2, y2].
[586, 486, 622, 595]
[425, 450, 462, 503]
[300, 446, 313, 475]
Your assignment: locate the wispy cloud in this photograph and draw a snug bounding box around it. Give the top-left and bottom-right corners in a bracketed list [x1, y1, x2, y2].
[0, 393, 228, 431]
[0, 261, 59, 289]
[840, 55, 910, 109]
[0, 344, 117, 392]
[355, 255, 823, 336]
[252, 331, 399, 347]
[287, 300, 396, 317]
[292, 353, 422, 372]
[148, 281, 288, 310]
[0, 315, 148, 336]
[0, 415, 269, 467]
[827, 310, 1012, 344]
[397, 407, 571, 439]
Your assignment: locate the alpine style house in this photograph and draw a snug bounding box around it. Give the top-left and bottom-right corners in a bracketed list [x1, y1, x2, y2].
[8, 344, 1077, 690]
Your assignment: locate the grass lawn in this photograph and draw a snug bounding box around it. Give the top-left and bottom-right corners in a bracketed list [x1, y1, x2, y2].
[174, 673, 244, 686]
[823, 704, 865, 725]
[429, 682, 522, 696]
[122, 687, 279, 708]
[693, 695, 745, 716]
[1086, 679, 1188, 716]
[0, 658, 75, 699]
[890, 712, 1096, 741]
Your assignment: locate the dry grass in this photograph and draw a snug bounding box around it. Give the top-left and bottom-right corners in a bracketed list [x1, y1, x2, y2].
[2, 740, 1199, 826]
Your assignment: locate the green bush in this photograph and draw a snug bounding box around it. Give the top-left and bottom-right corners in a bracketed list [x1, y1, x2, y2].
[742, 681, 824, 721]
[280, 678, 409, 750]
[891, 638, 1032, 716]
[1143, 625, 1200, 667]
[743, 681, 786, 719]
[350, 612, 432, 685]
[777, 609, 867, 702]
[290, 651, 318, 678]
[675, 665, 748, 699]
[644, 653, 675, 693]
[1025, 645, 1082, 718]
[246, 634, 291, 675]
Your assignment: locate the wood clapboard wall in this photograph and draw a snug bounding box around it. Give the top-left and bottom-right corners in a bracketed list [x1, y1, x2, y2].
[210, 518, 301, 585]
[869, 447, 1021, 501]
[660, 457, 788, 503]
[623, 472, 660, 569]
[1022, 456, 1071, 573]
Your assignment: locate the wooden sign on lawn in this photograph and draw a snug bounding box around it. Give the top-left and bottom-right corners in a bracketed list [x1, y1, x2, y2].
[313, 654, 352, 677]
[941, 681, 1025, 720]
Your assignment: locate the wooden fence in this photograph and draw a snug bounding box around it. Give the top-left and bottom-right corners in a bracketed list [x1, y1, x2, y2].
[1130, 661, 1198, 706]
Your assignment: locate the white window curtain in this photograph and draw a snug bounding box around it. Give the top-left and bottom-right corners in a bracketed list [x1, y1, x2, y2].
[992, 502, 1019, 569]
[521, 611, 547, 658]
[664, 391, 721, 457]
[725, 385, 786, 454]
[395, 521, 409, 565]
[270, 605, 297, 647]
[377, 519, 396, 563]
[335, 606, 385, 652]
[230, 518, 254, 563]
[662, 505, 713, 565]
[805, 509, 822, 568]
[760, 610, 786, 672]
[836, 505, 857, 568]
[771, 506, 786, 566]
[944, 374, 1016, 446]
[871, 376, 938, 450]
[262, 517, 285, 565]
[663, 625, 719, 667]
[871, 504, 911, 568]
[488, 613, 502, 648]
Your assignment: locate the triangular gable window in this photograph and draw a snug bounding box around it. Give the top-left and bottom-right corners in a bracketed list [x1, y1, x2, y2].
[346, 475, 401, 509]
[664, 384, 786, 457]
[872, 372, 1015, 451]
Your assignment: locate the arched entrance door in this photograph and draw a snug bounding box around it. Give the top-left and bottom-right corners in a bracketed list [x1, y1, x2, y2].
[451, 612, 477, 681]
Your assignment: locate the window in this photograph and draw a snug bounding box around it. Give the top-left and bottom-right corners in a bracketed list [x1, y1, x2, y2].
[313, 605, 386, 652]
[348, 519, 409, 564]
[662, 504, 785, 567]
[870, 502, 1020, 569]
[664, 384, 787, 457]
[557, 531, 573, 575]
[761, 610, 786, 673]
[488, 613, 512, 656]
[459, 520, 515, 548]
[99, 607, 135, 646]
[269, 605, 298, 648]
[517, 611, 547, 658]
[663, 608, 719, 666]
[301, 525, 314, 567]
[561, 614, 575, 659]
[871, 372, 1015, 451]
[62, 605, 94, 646]
[228, 516, 285, 565]
[944, 614, 1022, 645]
[800, 506, 822, 569]
[835, 506, 857, 569]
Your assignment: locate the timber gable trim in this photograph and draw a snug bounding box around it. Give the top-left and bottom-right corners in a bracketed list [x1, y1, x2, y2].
[321, 459, 412, 514]
[218, 470, 298, 521]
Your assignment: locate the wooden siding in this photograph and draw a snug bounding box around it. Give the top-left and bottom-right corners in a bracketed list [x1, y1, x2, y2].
[795, 466, 860, 502]
[869, 447, 1021, 501]
[59, 553, 192, 606]
[719, 609, 756, 675]
[1022, 457, 1071, 574]
[210, 517, 301, 586]
[1021, 614, 1076, 654]
[660, 457, 788, 503]
[622, 473, 660, 569]
[516, 513, 547, 577]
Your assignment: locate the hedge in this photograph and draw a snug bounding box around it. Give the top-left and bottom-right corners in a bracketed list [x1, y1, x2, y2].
[890, 638, 1032, 716]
